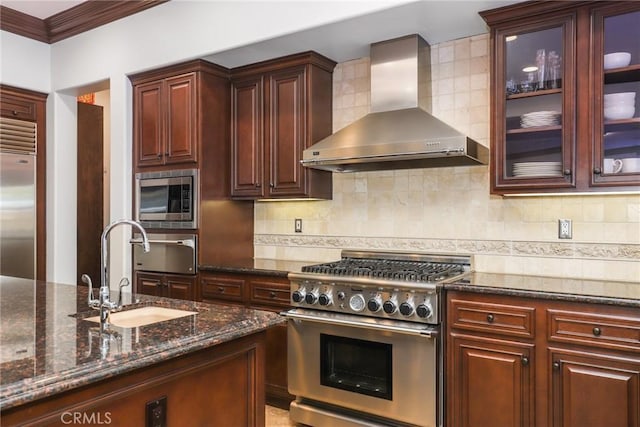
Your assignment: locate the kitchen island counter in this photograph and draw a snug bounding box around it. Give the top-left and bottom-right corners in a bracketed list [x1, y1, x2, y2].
[0, 275, 284, 425]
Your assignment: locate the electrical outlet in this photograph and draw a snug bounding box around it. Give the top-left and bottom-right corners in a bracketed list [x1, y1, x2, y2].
[294, 218, 302, 233]
[146, 396, 167, 427]
[558, 219, 572, 239]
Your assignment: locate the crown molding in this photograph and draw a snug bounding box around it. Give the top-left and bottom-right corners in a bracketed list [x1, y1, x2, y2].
[1, 0, 168, 44]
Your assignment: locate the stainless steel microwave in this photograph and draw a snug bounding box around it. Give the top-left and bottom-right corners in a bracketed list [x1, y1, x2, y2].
[135, 169, 198, 229]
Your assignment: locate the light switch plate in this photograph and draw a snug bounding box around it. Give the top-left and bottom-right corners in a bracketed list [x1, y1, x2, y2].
[295, 218, 302, 233]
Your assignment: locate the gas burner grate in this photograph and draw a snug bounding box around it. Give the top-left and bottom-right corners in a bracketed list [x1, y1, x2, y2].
[302, 258, 465, 283]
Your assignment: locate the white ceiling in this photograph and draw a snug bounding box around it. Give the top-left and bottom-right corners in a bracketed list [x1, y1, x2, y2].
[203, 0, 521, 68]
[0, 0, 87, 19]
[0, 0, 523, 68]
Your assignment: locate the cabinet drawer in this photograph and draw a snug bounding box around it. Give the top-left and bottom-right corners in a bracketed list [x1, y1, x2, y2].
[449, 298, 536, 338]
[1, 94, 38, 121]
[249, 280, 290, 308]
[548, 309, 640, 353]
[201, 277, 244, 302]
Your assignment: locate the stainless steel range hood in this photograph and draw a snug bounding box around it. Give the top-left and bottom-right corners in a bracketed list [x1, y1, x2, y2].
[302, 34, 488, 172]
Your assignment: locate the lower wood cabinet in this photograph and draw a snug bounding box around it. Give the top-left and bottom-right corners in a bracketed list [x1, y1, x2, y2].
[135, 272, 197, 301]
[448, 334, 534, 427]
[200, 271, 293, 409]
[446, 291, 640, 427]
[550, 348, 640, 427]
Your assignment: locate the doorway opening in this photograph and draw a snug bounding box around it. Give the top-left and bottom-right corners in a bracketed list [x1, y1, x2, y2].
[76, 89, 110, 285]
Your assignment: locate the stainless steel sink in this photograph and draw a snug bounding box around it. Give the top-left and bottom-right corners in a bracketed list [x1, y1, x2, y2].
[84, 306, 198, 328]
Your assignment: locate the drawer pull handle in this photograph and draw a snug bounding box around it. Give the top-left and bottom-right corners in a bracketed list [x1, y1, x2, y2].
[521, 356, 529, 366]
[553, 361, 561, 370]
[12, 110, 18, 116]
[593, 327, 601, 337]
[487, 314, 494, 323]
[269, 291, 277, 298]
[217, 287, 225, 293]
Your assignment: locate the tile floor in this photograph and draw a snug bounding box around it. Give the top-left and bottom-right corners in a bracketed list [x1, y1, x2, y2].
[266, 405, 296, 426]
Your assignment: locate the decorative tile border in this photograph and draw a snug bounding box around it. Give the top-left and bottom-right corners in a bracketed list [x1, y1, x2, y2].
[254, 234, 640, 261]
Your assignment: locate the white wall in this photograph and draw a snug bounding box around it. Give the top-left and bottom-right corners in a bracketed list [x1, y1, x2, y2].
[0, 31, 51, 92]
[1, 1, 411, 286]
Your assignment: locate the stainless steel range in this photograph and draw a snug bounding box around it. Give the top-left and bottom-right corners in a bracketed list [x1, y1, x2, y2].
[283, 250, 471, 427]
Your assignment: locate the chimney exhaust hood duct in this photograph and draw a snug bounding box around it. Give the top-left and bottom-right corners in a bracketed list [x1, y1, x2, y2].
[301, 34, 488, 172]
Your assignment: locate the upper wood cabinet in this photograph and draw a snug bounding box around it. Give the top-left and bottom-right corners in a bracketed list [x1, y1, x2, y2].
[130, 60, 231, 180]
[134, 74, 197, 167]
[230, 52, 335, 200]
[481, 1, 640, 194]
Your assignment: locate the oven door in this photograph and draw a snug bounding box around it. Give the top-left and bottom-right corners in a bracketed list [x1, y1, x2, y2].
[132, 233, 196, 275]
[284, 308, 438, 427]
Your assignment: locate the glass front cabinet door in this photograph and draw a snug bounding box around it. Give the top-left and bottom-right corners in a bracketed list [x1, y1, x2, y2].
[483, 2, 640, 194]
[592, 5, 640, 187]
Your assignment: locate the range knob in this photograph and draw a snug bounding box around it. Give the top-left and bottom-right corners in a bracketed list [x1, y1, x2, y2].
[399, 301, 415, 316]
[349, 294, 366, 312]
[383, 300, 397, 314]
[367, 296, 382, 312]
[416, 303, 433, 319]
[318, 292, 332, 306]
[305, 290, 319, 305]
[291, 289, 306, 303]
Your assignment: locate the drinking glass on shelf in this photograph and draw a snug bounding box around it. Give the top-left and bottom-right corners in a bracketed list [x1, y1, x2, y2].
[547, 51, 561, 89]
[536, 49, 546, 90]
[520, 72, 538, 93]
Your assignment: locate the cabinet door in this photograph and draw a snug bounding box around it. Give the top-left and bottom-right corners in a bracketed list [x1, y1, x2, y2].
[591, 5, 640, 187]
[231, 76, 264, 198]
[551, 349, 640, 427]
[0, 92, 38, 121]
[266, 67, 307, 197]
[134, 81, 164, 167]
[165, 73, 197, 165]
[491, 15, 576, 193]
[449, 334, 535, 427]
[135, 272, 164, 297]
[165, 274, 195, 301]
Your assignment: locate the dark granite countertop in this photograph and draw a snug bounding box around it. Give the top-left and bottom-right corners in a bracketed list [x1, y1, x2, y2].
[0, 276, 284, 410]
[199, 258, 315, 278]
[199, 259, 640, 307]
[446, 272, 640, 307]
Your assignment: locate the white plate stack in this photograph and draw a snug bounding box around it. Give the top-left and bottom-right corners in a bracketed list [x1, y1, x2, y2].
[520, 111, 561, 128]
[513, 161, 562, 177]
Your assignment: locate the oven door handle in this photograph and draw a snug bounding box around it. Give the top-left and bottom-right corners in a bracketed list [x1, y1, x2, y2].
[281, 309, 439, 338]
[130, 238, 195, 248]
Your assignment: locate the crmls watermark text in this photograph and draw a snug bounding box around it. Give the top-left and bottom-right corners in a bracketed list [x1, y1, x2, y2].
[60, 411, 112, 425]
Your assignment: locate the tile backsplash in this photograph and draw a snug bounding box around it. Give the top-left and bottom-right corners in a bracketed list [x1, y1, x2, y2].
[254, 33, 640, 283]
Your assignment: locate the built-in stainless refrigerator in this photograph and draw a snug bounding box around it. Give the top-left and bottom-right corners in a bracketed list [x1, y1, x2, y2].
[0, 117, 37, 279]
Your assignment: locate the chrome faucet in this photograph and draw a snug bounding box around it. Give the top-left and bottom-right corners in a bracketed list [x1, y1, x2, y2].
[82, 219, 150, 328]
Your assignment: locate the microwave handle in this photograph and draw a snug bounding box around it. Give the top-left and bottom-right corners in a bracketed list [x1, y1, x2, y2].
[130, 238, 195, 249]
